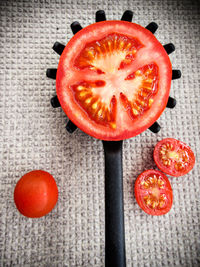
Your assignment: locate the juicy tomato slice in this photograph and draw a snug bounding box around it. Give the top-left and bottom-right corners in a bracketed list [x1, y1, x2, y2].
[14, 170, 58, 218]
[134, 170, 173, 216]
[56, 21, 172, 140]
[154, 138, 195, 177]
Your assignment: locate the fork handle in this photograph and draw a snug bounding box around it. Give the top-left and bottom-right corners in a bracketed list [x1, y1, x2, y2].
[102, 140, 126, 267]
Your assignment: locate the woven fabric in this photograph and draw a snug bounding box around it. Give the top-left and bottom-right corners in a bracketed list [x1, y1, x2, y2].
[0, 0, 199, 266]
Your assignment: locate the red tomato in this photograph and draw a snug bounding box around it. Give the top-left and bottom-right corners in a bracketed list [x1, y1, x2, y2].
[154, 138, 195, 177]
[14, 170, 58, 218]
[56, 21, 172, 140]
[134, 170, 173, 216]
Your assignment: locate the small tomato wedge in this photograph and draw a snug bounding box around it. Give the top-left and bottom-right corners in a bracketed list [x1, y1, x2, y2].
[14, 170, 58, 218]
[56, 21, 172, 140]
[154, 138, 195, 177]
[134, 170, 173, 216]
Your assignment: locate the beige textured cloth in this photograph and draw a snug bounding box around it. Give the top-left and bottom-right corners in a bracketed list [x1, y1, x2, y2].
[0, 0, 199, 266]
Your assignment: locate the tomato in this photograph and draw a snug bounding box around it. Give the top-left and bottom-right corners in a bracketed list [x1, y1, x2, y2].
[154, 138, 195, 177]
[56, 21, 172, 140]
[134, 170, 173, 216]
[14, 170, 58, 218]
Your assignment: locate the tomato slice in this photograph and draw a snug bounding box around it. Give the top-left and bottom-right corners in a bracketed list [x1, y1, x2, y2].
[56, 21, 172, 140]
[154, 138, 195, 177]
[134, 170, 173, 216]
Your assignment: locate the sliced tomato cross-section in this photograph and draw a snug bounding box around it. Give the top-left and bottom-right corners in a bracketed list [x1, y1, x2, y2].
[134, 170, 173, 216]
[154, 138, 195, 177]
[56, 21, 172, 140]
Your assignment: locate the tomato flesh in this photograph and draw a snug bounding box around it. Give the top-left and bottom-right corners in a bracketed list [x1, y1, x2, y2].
[56, 21, 172, 140]
[74, 33, 142, 73]
[134, 170, 173, 216]
[154, 138, 195, 177]
[14, 170, 58, 218]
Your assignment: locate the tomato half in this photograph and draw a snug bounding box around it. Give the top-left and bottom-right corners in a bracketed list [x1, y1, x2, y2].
[56, 21, 172, 140]
[14, 170, 58, 218]
[154, 138, 195, 177]
[134, 170, 173, 216]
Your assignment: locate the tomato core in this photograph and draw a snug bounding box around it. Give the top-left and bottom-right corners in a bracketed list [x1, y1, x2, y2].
[140, 173, 168, 210]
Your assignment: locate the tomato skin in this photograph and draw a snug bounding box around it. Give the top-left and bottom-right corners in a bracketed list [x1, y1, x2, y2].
[153, 138, 195, 177]
[14, 170, 58, 218]
[56, 20, 172, 141]
[134, 170, 173, 216]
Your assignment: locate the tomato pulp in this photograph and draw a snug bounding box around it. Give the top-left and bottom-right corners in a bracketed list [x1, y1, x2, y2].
[56, 21, 172, 140]
[154, 138, 195, 177]
[135, 170, 173, 216]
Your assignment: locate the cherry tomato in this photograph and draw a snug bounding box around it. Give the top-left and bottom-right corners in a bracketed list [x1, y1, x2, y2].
[14, 170, 58, 218]
[154, 138, 195, 177]
[56, 21, 172, 140]
[134, 170, 173, 216]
